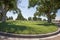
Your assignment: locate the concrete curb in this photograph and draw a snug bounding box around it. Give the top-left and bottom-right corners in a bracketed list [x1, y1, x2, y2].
[0, 28, 60, 38]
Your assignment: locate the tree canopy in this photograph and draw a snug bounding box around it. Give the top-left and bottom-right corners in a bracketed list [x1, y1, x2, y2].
[29, 0, 60, 23]
[0, 0, 19, 22]
[0, 0, 18, 11]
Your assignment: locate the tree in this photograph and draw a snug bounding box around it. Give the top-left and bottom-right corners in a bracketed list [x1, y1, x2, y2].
[17, 13, 25, 20]
[33, 16, 37, 21]
[8, 16, 13, 20]
[37, 18, 41, 21]
[28, 17, 31, 21]
[16, 9, 25, 20]
[0, 0, 19, 22]
[0, 13, 2, 21]
[29, 0, 60, 23]
[17, 13, 21, 20]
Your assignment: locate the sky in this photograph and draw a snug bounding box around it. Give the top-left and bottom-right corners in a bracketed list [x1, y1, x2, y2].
[6, 0, 60, 20]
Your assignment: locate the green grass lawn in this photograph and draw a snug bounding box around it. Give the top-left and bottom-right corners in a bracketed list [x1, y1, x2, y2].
[0, 20, 58, 34]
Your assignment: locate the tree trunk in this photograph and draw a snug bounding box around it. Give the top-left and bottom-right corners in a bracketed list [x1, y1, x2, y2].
[48, 17, 51, 23]
[47, 12, 51, 23]
[0, 13, 2, 21]
[2, 13, 6, 22]
[1, 4, 8, 22]
[1, 10, 7, 22]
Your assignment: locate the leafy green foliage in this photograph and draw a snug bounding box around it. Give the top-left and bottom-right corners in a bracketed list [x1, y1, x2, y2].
[8, 17, 13, 20]
[0, 0, 19, 22]
[37, 18, 42, 21]
[33, 16, 37, 21]
[16, 11, 25, 20]
[29, 0, 60, 23]
[28, 17, 32, 20]
[28, 0, 38, 8]
[0, 0, 18, 10]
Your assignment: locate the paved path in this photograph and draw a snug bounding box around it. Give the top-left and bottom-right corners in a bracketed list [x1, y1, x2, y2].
[0, 33, 60, 40]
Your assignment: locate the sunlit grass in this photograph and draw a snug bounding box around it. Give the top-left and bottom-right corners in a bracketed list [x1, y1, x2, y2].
[0, 20, 58, 34]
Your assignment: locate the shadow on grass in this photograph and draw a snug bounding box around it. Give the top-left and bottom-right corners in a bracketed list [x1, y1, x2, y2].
[0, 22, 33, 34]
